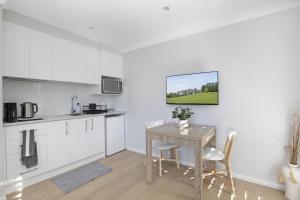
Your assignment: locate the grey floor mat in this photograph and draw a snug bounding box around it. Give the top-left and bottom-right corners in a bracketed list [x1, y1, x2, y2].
[52, 161, 112, 193]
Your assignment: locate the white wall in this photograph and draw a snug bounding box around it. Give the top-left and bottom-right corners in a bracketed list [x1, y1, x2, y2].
[123, 7, 300, 189]
[3, 79, 126, 116]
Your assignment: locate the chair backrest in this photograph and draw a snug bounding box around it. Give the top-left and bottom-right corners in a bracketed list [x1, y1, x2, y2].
[223, 128, 237, 161]
[145, 120, 165, 129]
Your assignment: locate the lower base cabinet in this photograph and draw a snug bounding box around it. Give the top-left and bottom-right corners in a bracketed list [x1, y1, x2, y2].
[5, 115, 106, 183]
[88, 116, 105, 156]
[5, 123, 47, 181]
[47, 116, 105, 167]
[47, 120, 71, 170]
[70, 118, 90, 162]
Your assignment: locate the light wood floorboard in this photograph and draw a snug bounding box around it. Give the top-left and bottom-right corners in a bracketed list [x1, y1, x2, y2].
[7, 150, 285, 200]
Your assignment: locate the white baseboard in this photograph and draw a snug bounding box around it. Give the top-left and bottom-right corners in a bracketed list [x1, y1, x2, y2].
[126, 146, 284, 191]
[232, 173, 284, 191]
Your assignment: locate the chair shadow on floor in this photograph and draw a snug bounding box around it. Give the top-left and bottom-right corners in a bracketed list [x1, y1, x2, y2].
[150, 160, 283, 200]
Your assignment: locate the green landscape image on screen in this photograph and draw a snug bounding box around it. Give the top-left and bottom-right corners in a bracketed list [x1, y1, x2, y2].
[166, 72, 218, 105]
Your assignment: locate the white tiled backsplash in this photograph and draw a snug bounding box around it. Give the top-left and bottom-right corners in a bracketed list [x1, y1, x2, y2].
[3, 78, 127, 117]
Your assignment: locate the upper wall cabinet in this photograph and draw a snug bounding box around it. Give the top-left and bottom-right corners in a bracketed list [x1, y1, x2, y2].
[30, 30, 53, 80]
[100, 51, 123, 78]
[87, 48, 100, 84]
[2, 21, 122, 85]
[71, 43, 88, 83]
[3, 21, 30, 78]
[53, 37, 72, 82]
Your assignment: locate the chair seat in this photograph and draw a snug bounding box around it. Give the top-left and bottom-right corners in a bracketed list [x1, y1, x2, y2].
[155, 143, 178, 150]
[203, 147, 225, 161]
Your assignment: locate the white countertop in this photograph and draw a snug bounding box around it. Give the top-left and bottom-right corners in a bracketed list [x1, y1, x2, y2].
[3, 110, 126, 127]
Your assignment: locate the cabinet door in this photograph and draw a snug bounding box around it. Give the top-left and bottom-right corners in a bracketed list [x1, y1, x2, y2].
[100, 51, 123, 78]
[87, 48, 100, 84]
[30, 30, 53, 80]
[71, 43, 88, 83]
[3, 21, 30, 78]
[53, 37, 71, 82]
[106, 115, 125, 156]
[88, 116, 105, 156]
[69, 118, 89, 162]
[5, 123, 47, 180]
[46, 120, 71, 170]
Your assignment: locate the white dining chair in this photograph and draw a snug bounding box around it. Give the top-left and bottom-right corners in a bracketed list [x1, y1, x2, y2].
[145, 120, 181, 176]
[202, 128, 237, 193]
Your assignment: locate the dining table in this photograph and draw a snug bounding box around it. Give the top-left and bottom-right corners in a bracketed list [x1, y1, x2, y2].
[145, 122, 216, 200]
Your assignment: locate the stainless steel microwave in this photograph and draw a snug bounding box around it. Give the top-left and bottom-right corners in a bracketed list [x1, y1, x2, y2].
[102, 76, 123, 94]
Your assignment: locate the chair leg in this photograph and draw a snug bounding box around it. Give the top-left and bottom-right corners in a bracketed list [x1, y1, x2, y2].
[159, 150, 163, 176]
[225, 161, 235, 194]
[175, 147, 180, 170]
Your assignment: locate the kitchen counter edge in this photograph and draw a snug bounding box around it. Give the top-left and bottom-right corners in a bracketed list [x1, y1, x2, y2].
[3, 111, 126, 127]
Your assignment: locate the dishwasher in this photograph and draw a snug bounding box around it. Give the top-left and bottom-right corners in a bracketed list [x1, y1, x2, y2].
[105, 114, 125, 156]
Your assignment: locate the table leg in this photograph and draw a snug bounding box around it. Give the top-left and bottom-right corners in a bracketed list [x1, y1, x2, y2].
[146, 130, 153, 183]
[194, 141, 203, 200]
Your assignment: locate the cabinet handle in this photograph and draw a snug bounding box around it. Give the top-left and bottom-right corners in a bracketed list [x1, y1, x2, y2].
[65, 121, 68, 135]
[91, 119, 94, 130]
[85, 120, 88, 132]
[19, 167, 39, 175]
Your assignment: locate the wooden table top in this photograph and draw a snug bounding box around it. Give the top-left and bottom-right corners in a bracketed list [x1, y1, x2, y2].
[147, 122, 216, 141]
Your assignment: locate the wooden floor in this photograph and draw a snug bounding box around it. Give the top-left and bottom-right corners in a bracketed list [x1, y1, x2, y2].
[7, 150, 285, 200]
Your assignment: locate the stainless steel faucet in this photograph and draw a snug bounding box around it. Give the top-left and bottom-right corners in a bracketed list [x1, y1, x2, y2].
[71, 95, 78, 114]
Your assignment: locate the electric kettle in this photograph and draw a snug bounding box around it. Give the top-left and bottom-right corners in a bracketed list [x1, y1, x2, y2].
[20, 102, 38, 118]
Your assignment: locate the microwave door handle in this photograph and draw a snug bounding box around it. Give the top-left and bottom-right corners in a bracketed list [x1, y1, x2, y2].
[118, 81, 122, 93]
[102, 79, 108, 93]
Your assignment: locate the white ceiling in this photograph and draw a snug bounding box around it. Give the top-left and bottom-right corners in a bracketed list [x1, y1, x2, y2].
[3, 0, 300, 52]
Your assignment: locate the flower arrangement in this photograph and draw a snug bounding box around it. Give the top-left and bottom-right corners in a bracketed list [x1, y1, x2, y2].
[172, 107, 194, 121]
[289, 111, 300, 166]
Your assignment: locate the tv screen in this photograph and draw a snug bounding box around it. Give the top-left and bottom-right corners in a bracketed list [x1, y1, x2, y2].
[166, 71, 219, 105]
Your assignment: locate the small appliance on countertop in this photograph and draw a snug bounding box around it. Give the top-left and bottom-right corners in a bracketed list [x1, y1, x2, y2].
[3, 102, 43, 123]
[20, 102, 39, 119]
[18, 102, 43, 122]
[71, 95, 81, 115]
[83, 103, 113, 114]
[3, 102, 18, 123]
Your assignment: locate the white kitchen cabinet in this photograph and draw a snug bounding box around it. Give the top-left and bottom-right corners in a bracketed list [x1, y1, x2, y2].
[88, 116, 105, 156]
[69, 118, 89, 162]
[46, 120, 71, 170]
[100, 51, 123, 78]
[106, 115, 125, 156]
[30, 30, 53, 80]
[71, 42, 88, 83]
[5, 123, 47, 181]
[87, 48, 100, 84]
[4, 114, 108, 185]
[3, 21, 30, 78]
[53, 37, 72, 82]
[3, 21, 102, 84]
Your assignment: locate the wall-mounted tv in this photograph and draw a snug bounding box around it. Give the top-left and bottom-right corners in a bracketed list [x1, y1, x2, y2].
[166, 71, 218, 105]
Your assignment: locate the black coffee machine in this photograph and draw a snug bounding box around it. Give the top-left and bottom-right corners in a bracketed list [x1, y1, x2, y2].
[3, 103, 18, 123]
